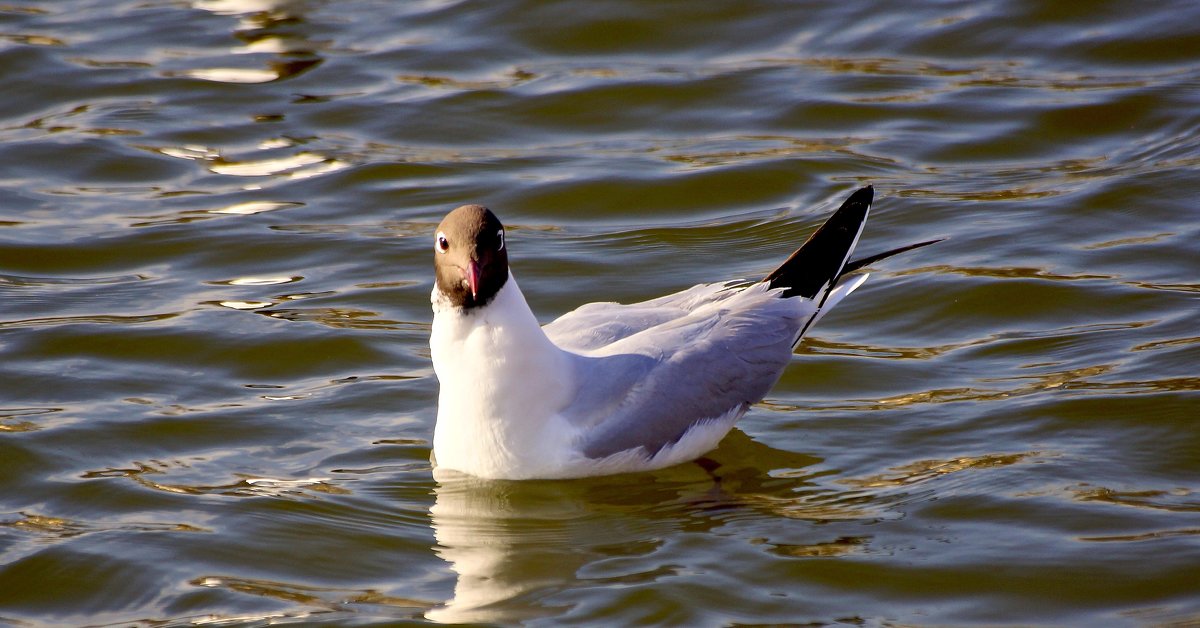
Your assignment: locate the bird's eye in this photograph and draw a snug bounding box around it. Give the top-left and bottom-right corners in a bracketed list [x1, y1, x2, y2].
[497, 229, 505, 251]
[435, 232, 449, 253]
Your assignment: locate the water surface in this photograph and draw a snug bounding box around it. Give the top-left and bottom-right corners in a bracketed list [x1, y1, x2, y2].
[1, 1, 1198, 625]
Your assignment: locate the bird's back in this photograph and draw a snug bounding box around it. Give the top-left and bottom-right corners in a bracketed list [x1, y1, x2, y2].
[553, 281, 818, 461]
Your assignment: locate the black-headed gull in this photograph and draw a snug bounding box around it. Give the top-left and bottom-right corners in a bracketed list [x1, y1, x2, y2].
[430, 186, 937, 479]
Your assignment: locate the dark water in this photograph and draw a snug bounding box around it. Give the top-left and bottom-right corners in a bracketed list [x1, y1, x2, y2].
[2, 1, 1198, 625]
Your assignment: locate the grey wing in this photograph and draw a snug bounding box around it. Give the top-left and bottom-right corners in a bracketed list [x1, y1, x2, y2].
[564, 293, 809, 459]
[544, 281, 742, 352]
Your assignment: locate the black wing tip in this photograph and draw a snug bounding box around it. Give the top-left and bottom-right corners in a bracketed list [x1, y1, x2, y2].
[848, 184, 873, 205]
[763, 185, 875, 299]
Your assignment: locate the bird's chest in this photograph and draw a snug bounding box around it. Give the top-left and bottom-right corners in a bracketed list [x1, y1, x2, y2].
[430, 314, 578, 478]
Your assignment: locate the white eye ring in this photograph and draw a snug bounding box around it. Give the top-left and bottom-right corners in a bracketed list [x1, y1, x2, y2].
[435, 231, 449, 254]
[497, 229, 504, 251]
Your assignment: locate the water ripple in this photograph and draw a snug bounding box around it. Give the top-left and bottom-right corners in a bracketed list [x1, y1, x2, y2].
[2, 0, 1199, 625]
[0, 312, 180, 329]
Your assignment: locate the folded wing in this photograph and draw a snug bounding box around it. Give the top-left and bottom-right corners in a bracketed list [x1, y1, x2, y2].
[550, 185, 937, 461]
[567, 283, 812, 459]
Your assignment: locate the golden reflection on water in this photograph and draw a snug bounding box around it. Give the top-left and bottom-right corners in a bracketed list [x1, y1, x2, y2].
[3, 511, 206, 539]
[1132, 335, 1200, 352]
[0, 312, 180, 329]
[661, 135, 872, 169]
[1079, 528, 1200, 543]
[249, 374, 424, 404]
[397, 70, 537, 90]
[1073, 486, 1199, 513]
[0, 420, 39, 433]
[760, 535, 870, 558]
[524, 54, 1172, 113]
[1127, 280, 1200, 294]
[875, 364, 1114, 408]
[5, 513, 83, 536]
[769, 356, 1167, 413]
[190, 575, 431, 622]
[897, 264, 1113, 281]
[1081, 233, 1176, 250]
[259, 307, 408, 330]
[10, 101, 155, 140]
[843, 452, 1036, 490]
[0, 408, 62, 433]
[0, 33, 63, 46]
[83, 461, 349, 498]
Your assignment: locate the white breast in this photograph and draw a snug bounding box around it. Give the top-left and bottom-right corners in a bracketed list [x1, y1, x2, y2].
[431, 276, 582, 479]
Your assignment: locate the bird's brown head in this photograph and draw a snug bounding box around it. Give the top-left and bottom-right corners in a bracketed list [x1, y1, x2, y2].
[433, 204, 509, 310]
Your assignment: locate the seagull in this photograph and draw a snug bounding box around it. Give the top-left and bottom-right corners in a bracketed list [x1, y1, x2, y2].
[430, 186, 938, 480]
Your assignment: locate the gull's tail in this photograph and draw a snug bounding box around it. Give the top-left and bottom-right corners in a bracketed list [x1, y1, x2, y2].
[762, 185, 941, 342]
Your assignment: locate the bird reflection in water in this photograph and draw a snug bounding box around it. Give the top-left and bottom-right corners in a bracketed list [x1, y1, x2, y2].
[425, 430, 873, 623]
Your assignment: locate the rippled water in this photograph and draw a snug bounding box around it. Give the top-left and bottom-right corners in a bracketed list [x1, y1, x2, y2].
[2, 1, 1198, 625]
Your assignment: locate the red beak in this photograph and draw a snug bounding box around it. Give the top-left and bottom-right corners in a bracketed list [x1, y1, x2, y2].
[466, 259, 481, 299]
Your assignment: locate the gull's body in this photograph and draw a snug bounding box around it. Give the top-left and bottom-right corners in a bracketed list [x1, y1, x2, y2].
[430, 186, 936, 480]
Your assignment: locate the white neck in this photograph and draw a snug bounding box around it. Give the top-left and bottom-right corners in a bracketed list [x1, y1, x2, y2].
[430, 274, 578, 478]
